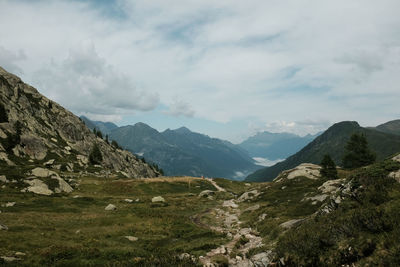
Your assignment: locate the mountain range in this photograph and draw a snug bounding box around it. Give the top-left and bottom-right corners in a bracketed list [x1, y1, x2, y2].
[246, 120, 400, 182]
[81, 117, 259, 179]
[238, 131, 318, 160]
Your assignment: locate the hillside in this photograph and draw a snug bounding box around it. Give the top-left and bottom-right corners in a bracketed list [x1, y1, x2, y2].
[0, 66, 160, 182]
[83, 117, 259, 179]
[1, 151, 400, 265]
[374, 119, 400, 136]
[246, 121, 400, 182]
[239, 131, 317, 160]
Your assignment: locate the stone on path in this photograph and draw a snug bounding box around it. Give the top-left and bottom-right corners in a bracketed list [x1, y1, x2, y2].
[222, 200, 238, 209]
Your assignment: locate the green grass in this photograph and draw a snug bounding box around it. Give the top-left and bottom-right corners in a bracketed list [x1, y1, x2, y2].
[0, 177, 227, 266]
[274, 160, 400, 266]
[1, 159, 400, 266]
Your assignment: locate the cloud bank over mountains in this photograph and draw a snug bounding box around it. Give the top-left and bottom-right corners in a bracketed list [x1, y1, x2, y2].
[0, 0, 399, 141]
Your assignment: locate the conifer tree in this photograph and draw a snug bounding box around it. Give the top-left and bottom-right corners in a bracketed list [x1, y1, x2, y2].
[89, 143, 103, 165]
[320, 154, 338, 179]
[342, 133, 375, 168]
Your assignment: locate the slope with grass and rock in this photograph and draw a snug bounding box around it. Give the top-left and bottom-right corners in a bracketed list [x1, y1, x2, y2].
[246, 120, 400, 182]
[0, 66, 160, 197]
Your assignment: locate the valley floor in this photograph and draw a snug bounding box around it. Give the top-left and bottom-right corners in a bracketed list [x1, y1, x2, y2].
[2, 158, 400, 266]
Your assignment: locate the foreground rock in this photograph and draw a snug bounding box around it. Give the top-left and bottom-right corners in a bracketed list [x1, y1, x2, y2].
[0, 175, 8, 183]
[389, 170, 400, 183]
[151, 196, 165, 203]
[23, 179, 53, 195]
[274, 163, 321, 182]
[198, 190, 215, 198]
[222, 199, 238, 209]
[105, 204, 117, 211]
[1, 256, 20, 262]
[124, 236, 138, 242]
[237, 190, 260, 202]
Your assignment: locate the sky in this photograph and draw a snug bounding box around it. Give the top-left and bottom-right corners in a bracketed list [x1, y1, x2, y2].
[0, 0, 399, 143]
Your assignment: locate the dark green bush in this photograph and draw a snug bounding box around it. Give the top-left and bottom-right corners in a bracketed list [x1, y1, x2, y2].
[89, 143, 103, 165]
[2, 121, 22, 153]
[320, 154, 338, 179]
[0, 103, 8, 122]
[342, 133, 375, 168]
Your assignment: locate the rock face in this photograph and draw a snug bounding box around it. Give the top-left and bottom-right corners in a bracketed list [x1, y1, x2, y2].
[0, 66, 160, 179]
[274, 163, 321, 182]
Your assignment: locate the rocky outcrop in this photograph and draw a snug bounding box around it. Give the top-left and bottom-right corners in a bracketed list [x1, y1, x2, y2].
[274, 163, 321, 182]
[237, 190, 260, 202]
[105, 204, 117, 211]
[151, 196, 165, 203]
[0, 66, 160, 181]
[199, 190, 215, 198]
[23, 179, 53, 196]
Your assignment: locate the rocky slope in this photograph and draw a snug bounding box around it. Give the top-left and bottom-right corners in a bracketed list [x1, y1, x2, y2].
[0, 66, 159, 189]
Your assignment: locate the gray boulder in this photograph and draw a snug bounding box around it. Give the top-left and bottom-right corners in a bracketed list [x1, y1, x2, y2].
[199, 190, 215, 198]
[24, 179, 53, 196]
[0, 175, 8, 183]
[124, 236, 138, 241]
[251, 251, 273, 267]
[105, 204, 117, 211]
[238, 190, 260, 202]
[152, 196, 165, 203]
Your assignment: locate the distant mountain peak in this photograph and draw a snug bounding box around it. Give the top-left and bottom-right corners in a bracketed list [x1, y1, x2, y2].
[174, 126, 192, 134]
[133, 122, 151, 128]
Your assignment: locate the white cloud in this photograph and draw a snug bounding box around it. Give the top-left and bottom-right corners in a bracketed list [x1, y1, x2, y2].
[253, 157, 285, 167]
[0, 46, 26, 74]
[164, 100, 195, 118]
[0, 0, 399, 140]
[32, 42, 159, 116]
[262, 120, 330, 136]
